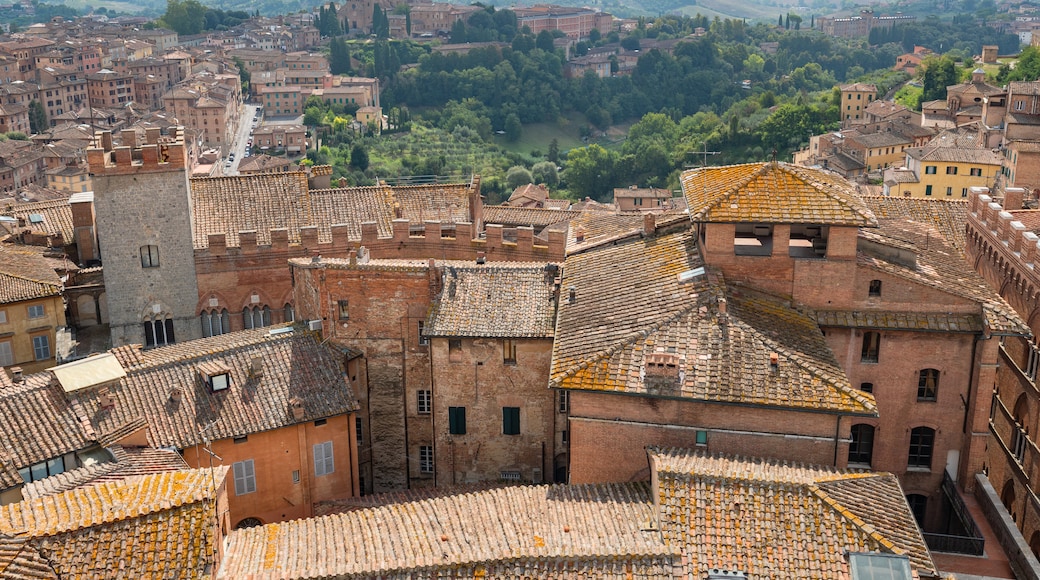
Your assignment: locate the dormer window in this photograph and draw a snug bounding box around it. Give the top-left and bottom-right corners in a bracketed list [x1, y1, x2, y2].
[199, 361, 232, 393]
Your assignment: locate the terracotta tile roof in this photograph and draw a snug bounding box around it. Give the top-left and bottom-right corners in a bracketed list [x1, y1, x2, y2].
[1, 469, 224, 579]
[0, 374, 95, 486]
[559, 210, 688, 254]
[483, 205, 580, 228]
[218, 482, 681, 579]
[74, 326, 359, 450]
[905, 144, 1002, 164]
[861, 196, 968, 251]
[20, 445, 189, 500]
[315, 480, 517, 516]
[815, 309, 982, 332]
[858, 219, 1028, 335]
[0, 536, 58, 579]
[0, 244, 62, 304]
[649, 447, 937, 579]
[189, 175, 474, 248]
[426, 264, 558, 338]
[850, 131, 913, 149]
[681, 162, 878, 226]
[549, 230, 874, 415]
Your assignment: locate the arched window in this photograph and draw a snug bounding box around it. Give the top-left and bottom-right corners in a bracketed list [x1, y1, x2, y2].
[201, 309, 231, 337]
[906, 494, 927, 525]
[861, 331, 880, 363]
[284, 303, 295, 323]
[908, 427, 935, 469]
[143, 316, 174, 347]
[917, 369, 939, 401]
[1012, 393, 1030, 464]
[848, 424, 875, 466]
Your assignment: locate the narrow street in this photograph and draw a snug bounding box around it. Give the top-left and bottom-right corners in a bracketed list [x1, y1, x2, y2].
[225, 103, 261, 175]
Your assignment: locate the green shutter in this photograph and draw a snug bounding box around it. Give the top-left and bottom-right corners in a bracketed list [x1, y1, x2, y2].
[503, 407, 520, 435]
[449, 406, 466, 435]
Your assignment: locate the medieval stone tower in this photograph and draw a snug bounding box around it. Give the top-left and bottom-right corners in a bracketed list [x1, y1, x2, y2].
[87, 127, 202, 347]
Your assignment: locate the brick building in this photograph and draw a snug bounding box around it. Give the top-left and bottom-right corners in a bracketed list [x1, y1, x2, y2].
[554, 161, 1025, 536]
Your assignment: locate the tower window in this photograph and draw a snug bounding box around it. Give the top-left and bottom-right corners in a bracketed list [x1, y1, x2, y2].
[140, 245, 160, 268]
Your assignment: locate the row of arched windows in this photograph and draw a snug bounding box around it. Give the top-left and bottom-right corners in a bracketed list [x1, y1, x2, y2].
[200, 304, 295, 337]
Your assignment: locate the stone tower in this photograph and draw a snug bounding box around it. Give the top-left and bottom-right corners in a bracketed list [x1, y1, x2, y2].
[87, 127, 201, 347]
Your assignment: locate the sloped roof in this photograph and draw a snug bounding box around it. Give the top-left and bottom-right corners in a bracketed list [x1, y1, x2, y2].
[681, 162, 878, 226]
[189, 174, 475, 248]
[0, 536, 57, 579]
[0, 244, 62, 304]
[649, 448, 937, 579]
[426, 264, 557, 338]
[549, 229, 874, 415]
[858, 219, 1028, 335]
[861, 196, 968, 251]
[20, 445, 188, 500]
[69, 325, 359, 450]
[0, 372, 96, 487]
[483, 205, 579, 229]
[0, 469, 224, 579]
[218, 482, 681, 579]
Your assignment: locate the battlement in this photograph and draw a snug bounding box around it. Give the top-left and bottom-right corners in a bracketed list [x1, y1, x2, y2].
[195, 220, 567, 263]
[969, 186, 1040, 268]
[86, 126, 188, 176]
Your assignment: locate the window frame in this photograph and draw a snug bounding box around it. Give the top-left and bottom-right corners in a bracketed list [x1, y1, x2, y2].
[861, 331, 880, 363]
[32, 334, 50, 361]
[313, 440, 334, 477]
[868, 279, 881, 297]
[558, 390, 570, 414]
[924, 165, 936, 174]
[945, 166, 958, 175]
[419, 445, 434, 473]
[917, 368, 939, 401]
[337, 299, 349, 321]
[0, 340, 11, 366]
[0, 309, 7, 324]
[418, 320, 429, 346]
[27, 304, 45, 319]
[140, 244, 160, 268]
[848, 424, 875, 466]
[417, 389, 431, 415]
[908, 426, 935, 469]
[503, 339, 517, 365]
[232, 459, 256, 495]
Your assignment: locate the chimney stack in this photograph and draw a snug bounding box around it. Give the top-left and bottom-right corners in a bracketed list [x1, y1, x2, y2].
[10, 367, 23, 383]
[643, 212, 656, 236]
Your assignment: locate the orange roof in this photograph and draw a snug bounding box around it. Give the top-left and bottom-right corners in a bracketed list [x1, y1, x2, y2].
[681, 162, 877, 226]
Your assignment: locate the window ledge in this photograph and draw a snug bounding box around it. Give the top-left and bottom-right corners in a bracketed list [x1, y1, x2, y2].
[906, 466, 932, 473]
[847, 462, 872, 469]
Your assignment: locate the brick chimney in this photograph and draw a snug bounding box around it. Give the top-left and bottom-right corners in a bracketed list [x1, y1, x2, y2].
[643, 212, 656, 236]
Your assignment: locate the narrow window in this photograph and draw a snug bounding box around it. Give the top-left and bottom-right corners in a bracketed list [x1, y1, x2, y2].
[419, 445, 434, 473]
[868, 279, 881, 297]
[848, 424, 875, 465]
[861, 331, 880, 363]
[284, 303, 295, 322]
[32, 335, 50, 361]
[695, 430, 708, 446]
[917, 369, 939, 401]
[417, 390, 431, 414]
[313, 441, 334, 476]
[503, 406, 520, 435]
[0, 341, 12, 366]
[946, 166, 958, 175]
[925, 185, 933, 196]
[140, 244, 160, 268]
[558, 390, 570, 413]
[503, 339, 517, 365]
[233, 459, 256, 495]
[355, 417, 362, 446]
[448, 338, 462, 362]
[908, 427, 935, 468]
[418, 321, 429, 346]
[242, 307, 253, 330]
[337, 299, 349, 320]
[448, 406, 466, 435]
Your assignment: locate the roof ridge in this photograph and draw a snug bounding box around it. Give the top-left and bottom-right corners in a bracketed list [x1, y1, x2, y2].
[0, 270, 62, 289]
[120, 324, 298, 371]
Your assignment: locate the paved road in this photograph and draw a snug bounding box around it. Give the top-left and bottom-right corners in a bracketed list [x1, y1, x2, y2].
[225, 103, 261, 175]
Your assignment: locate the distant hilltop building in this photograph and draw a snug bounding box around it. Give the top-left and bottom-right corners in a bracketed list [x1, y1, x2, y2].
[817, 9, 915, 39]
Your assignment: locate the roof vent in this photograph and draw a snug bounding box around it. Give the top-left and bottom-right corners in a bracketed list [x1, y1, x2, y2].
[97, 386, 115, 409]
[770, 352, 779, 369]
[10, 367, 23, 383]
[707, 570, 747, 579]
[568, 286, 576, 304]
[307, 319, 322, 332]
[476, 251, 486, 265]
[574, 227, 585, 243]
[169, 386, 182, 402]
[678, 267, 705, 283]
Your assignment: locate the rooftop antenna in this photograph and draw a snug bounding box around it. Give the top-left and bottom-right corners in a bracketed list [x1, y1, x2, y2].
[699, 141, 720, 168]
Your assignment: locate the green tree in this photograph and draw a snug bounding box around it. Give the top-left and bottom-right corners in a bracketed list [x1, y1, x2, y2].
[531, 160, 559, 187]
[547, 139, 559, 163]
[506, 165, 533, 188]
[160, 0, 206, 35]
[564, 144, 616, 201]
[921, 55, 957, 102]
[329, 37, 352, 75]
[450, 19, 467, 43]
[350, 143, 369, 171]
[504, 113, 522, 142]
[536, 30, 554, 52]
[588, 28, 601, 44]
[28, 100, 47, 134]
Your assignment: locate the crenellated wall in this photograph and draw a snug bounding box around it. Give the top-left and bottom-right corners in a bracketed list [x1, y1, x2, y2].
[966, 186, 1040, 335]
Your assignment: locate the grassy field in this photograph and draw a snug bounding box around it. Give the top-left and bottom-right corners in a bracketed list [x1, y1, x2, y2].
[493, 117, 634, 161]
